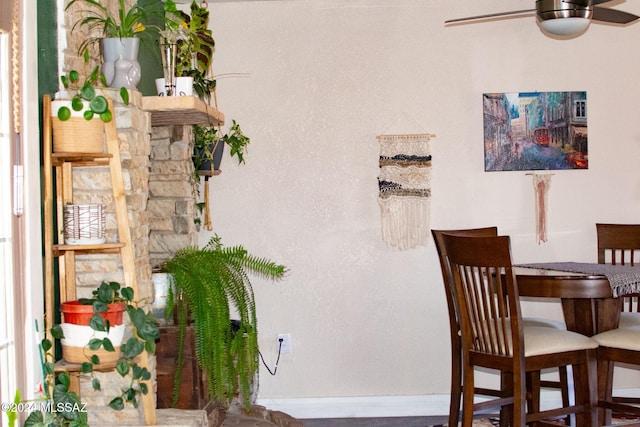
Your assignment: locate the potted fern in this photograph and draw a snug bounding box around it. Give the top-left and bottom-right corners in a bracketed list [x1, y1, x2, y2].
[161, 235, 286, 410]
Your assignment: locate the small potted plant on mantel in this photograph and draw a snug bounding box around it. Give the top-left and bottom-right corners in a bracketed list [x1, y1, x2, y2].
[64, 0, 164, 89]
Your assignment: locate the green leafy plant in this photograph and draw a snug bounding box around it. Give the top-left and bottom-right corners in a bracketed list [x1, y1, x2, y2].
[192, 120, 250, 179]
[57, 281, 159, 411]
[22, 372, 89, 427]
[174, 1, 215, 78]
[162, 235, 287, 410]
[57, 51, 129, 123]
[184, 68, 216, 104]
[65, 0, 161, 54]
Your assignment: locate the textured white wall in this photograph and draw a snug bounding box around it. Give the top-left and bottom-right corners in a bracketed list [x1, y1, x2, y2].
[198, 0, 640, 414]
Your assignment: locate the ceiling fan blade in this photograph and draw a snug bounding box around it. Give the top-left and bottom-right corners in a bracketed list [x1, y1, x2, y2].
[445, 9, 535, 24]
[565, 0, 612, 6]
[592, 6, 640, 24]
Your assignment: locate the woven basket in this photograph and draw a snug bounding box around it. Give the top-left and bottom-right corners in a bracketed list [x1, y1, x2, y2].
[52, 116, 104, 153]
[62, 344, 122, 364]
[63, 204, 106, 245]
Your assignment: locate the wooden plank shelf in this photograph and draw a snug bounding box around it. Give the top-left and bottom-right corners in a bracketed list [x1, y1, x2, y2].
[52, 242, 126, 256]
[141, 96, 225, 127]
[52, 152, 112, 167]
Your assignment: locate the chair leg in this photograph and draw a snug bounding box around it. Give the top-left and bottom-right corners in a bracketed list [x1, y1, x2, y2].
[573, 350, 598, 427]
[559, 366, 571, 426]
[449, 341, 462, 427]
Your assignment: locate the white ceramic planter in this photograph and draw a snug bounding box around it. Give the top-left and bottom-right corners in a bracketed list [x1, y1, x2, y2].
[101, 37, 141, 89]
[60, 323, 125, 364]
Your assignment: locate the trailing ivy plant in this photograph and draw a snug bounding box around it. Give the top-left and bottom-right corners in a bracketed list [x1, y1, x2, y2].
[53, 281, 159, 411]
[162, 235, 287, 410]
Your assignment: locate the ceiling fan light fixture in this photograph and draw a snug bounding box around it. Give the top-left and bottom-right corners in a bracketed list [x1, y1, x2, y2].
[539, 16, 591, 35]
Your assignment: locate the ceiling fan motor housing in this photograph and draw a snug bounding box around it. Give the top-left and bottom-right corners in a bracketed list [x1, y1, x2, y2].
[536, 0, 593, 22]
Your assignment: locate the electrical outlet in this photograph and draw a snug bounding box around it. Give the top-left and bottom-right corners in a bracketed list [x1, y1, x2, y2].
[277, 333, 291, 353]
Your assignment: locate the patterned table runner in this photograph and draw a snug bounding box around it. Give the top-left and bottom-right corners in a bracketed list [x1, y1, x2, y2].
[517, 262, 640, 297]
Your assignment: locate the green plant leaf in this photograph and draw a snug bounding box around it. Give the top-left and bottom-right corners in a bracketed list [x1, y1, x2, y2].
[44, 362, 54, 375]
[120, 87, 129, 105]
[89, 95, 108, 114]
[88, 338, 103, 350]
[80, 84, 96, 101]
[81, 362, 93, 373]
[69, 70, 79, 83]
[71, 96, 84, 112]
[129, 307, 146, 330]
[145, 339, 156, 354]
[92, 377, 101, 390]
[100, 110, 112, 123]
[57, 372, 71, 390]
[93, 300, 108, 313]
[41, 338, 52, 352]
[89, 314, 107, 332]
[83, 110, 95, 120]
[116, 360, 130, 377]
[90, 354, 100, 364]
[57, 106, 71, 121]
[121, 336, 144, 359]
[121, 286, 134, 302]
[24, 411, 44, 427]
[102, 337, 115, 352]
[109, 397, 124, 411]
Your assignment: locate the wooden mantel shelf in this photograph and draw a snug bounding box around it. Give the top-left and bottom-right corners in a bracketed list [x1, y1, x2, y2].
[142, 96, 225, 127]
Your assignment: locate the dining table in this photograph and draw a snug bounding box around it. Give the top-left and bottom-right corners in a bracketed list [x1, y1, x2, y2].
[513, 262, 640, 426]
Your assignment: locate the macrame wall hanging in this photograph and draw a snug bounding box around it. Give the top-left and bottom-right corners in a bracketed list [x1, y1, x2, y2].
[377, 133, 434, 250]
[529, 173, 553, 244]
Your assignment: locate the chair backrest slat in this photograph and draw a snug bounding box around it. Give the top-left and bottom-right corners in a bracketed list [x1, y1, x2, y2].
[432, 227, 499, 335]
[444, 234, 522, 359]
[596, 223, 640, 312]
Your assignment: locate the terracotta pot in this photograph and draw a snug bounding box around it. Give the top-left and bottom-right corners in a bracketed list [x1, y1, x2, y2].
[61, 300, 126, 326]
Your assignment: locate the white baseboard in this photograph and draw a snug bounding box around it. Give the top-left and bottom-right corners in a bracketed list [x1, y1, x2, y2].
[258, 388, 640, 419]
[256, 395, 451, 419]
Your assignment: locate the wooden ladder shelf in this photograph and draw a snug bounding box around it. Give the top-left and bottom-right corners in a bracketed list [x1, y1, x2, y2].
[42, 94, 156, 425]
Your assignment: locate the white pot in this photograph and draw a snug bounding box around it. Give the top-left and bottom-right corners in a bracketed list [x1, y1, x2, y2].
[60, 323, 125, 364]
[101, 37, 141, 89]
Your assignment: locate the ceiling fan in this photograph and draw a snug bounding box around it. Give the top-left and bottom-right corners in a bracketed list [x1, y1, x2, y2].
[445, 0, 640, 36]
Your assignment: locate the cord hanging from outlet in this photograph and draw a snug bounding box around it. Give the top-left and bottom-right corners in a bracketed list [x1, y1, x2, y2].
[259, 337, 283, 376]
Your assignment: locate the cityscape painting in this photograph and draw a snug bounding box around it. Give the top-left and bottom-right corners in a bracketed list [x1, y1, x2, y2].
[483, 91, 588, 171]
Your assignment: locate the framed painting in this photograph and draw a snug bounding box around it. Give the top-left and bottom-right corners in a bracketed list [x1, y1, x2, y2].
[483, 91, 588, 171]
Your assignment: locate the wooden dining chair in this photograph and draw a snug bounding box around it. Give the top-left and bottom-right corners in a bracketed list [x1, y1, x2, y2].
[595, 223, 640, 422]
[432, 228, 570, 427]
[442, 234, 599, 427]
[592, 325, 640, 425]
[596, 223, 640, 328]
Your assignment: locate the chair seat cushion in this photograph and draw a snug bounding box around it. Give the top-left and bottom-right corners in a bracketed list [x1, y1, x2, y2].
[524, 326, 598, 357]
[592, 325, 640, 351]
[619, 312, 640, 328]
[523, 317, 565, 330]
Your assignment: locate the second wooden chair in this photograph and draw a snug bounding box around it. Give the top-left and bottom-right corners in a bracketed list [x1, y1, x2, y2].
[442, 234, 599, 427]
[432, 228, 570, 426]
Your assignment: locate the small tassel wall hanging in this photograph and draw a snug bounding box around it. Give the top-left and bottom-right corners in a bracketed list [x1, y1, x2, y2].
[529, 172, 553, 244]
[377, 133, 434, 250]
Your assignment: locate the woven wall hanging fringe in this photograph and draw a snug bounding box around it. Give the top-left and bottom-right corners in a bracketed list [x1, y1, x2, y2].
[530, 172, 553, 244]
[377, 133, 434, 250]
